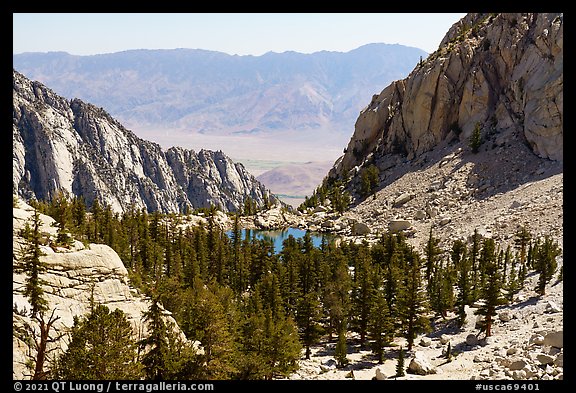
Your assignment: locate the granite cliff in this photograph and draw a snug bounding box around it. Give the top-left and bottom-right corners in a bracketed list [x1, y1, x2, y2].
[331, 12, 562, 187]
[13, 69, 276, 213]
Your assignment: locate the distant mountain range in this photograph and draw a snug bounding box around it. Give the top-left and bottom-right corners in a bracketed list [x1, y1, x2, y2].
[13, 44, 427, 140]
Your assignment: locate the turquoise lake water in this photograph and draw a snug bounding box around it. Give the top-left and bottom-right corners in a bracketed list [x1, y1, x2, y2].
[227, 227, 333, 254]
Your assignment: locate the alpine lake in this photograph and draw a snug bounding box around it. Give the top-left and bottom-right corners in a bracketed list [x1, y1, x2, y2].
[226, 227, 335, 254]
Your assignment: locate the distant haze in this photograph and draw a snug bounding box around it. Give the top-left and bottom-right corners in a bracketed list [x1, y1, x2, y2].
[13, 43, 426, 163]
[13, 13, 466, 56]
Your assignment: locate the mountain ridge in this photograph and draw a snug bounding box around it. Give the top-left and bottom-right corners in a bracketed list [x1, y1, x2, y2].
[328, 13, 562, 199]
[13, 69, 276, 213]
[13, 43, 427, 139]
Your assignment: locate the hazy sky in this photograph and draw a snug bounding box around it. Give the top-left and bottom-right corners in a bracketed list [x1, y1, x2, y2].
[13, 13, 466, 56]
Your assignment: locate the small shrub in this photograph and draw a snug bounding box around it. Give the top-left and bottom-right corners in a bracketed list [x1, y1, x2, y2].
[469, 122, 482, 153]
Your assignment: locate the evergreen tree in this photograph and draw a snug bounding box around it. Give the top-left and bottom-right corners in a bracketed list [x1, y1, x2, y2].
[230, 214, 247, 294]
[469, 229, 482, 302]
[279, 235, 300, 316]
[469, 122, 482, 153]
[321, 245, 351, 340]
[396, 346, 405, 377]
[476, 236, 495, 302]
[369, 286, 394, 364]
[445, 341, 452, 361]
[71, 196, 87, 238]
[514, 226, 531, 264]
[296, 292, 323, 360]
[533, 236, 561, 296]
[18, 209, 49, 317]
[350, 242, 373, 347]
[453, 239, 471, 327]
[237, 273, 301, 379]
[504, 248, 521, 303]
[427, 256, 455, 319]
[16, 209, 66, 380]
[139, 298, 170, 380]
[180, 281, 237, 379]
[475, 242, 504, 337]
[397, 248, 430, 350]
[55, 305, 143, 379]
[360, 164, 379, 197]
[334, 326, 349, 367]
[424, 227, 442, 281]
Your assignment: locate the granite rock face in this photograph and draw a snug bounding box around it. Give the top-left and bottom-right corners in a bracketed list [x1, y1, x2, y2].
[12, 200, 190, 379]
[332, 13, 563, 183]
[13, 69, 276, 213]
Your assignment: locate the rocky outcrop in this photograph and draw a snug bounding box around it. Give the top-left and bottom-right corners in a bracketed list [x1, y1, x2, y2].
[12, 199, 191, 379]
[332, 13, 562, 186]
[13, 69, 277, 213]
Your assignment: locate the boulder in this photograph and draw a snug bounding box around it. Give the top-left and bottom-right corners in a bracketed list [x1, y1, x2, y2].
[428, 180, 443, 192]
[419, 336, 432, 347]
[408, 351, 437, 375]
[498, 310, 513, 322]
[554, 353, 563, 367]
[414, 209, 427, 220]
[530, 334, 545, 345]
[545, 301, 562, 313]
[393, 193, 413, 207]
[439, 334, 451, 345]
[536, 354, 555, 365]
[512, 370, 527, 380]
[508, 358, 528, 371]
[319, 358, 337, 372]
[506, 348, 519, 356]
[466, 334, 479, 346]
[426, 206, 439, 218]
[352, 222, 371, 235]
[544, 331, 563, 348]
[388, 219, 412, 232]
[438, 215, 451, 226]
[374, 368, 387, 380]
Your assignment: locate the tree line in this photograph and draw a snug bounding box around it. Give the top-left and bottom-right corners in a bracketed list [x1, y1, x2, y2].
[15, 194, 562, 380]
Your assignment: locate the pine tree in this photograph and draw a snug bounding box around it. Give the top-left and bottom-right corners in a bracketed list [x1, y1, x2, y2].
[296, 292, 323, 360]
[18, 209, 49, 317]
[469, 229, 482, 302]
[445, 341, 452, 361]
[350, 242, 373, 348]
[139, 298, 170, 380]
[469, 122, 482, 153]
[504, 249, 521, 303]
[321, 245, 351, 340]
[360, 164, 379, 197]
[334, 327, 349, 368]
[397, 248, 430, 350]
[180, 281, 237, 379]
[230, 214, 247, 294]
[396, 346, 405, 377]
[514, 226, 531, 274]
[533, 236, 561, 296]
[453, 239, 471, 327]
[16, 209, 67, 380]
[54, 304, 143, 379]
[279, 235, 300, 316]
[428, 256, 455, 319]
[424, 227, 442, 281]
[475, 241, 504, 337]
[369, 286, 394, 364]
[238, 277, 301, 379]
